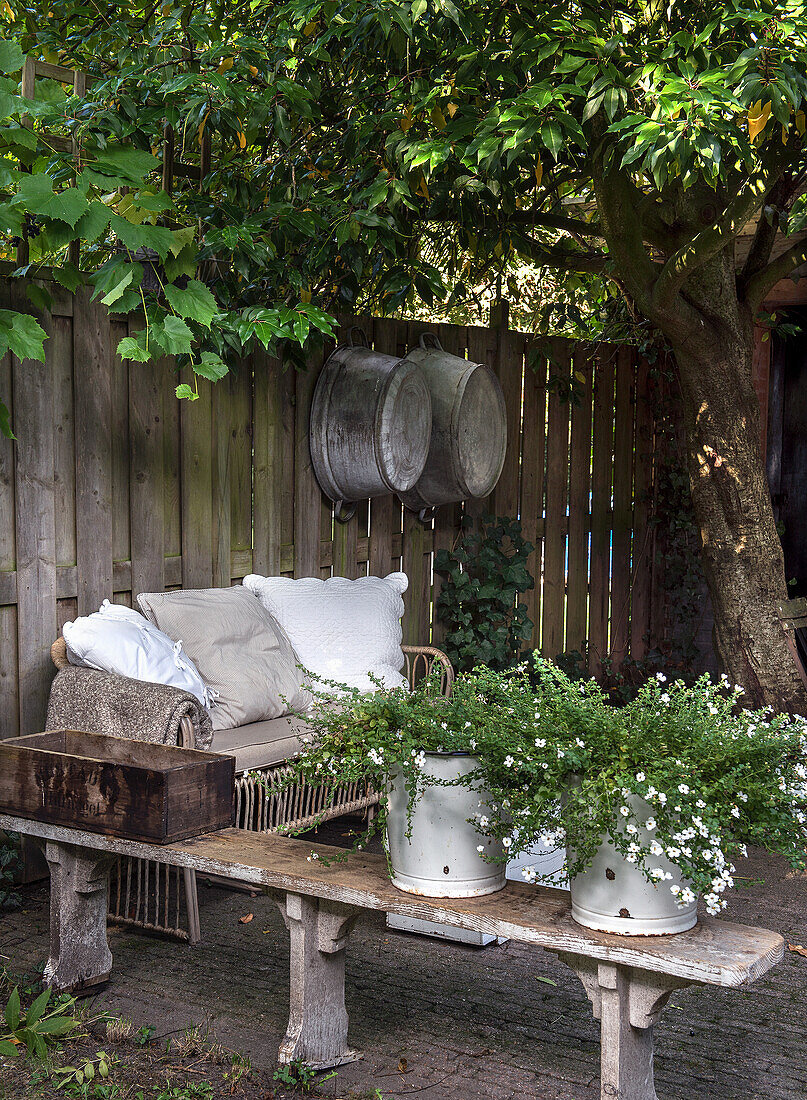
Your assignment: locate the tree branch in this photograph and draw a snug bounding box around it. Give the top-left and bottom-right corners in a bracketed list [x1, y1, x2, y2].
[651, 145, 793, 313]
[743, 235, 807, 312]
[512, 234, 610, 275]
[507, 211, 604, 236]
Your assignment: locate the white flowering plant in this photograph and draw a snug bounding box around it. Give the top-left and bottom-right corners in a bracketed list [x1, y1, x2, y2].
[473, 657, 807, 916]
[263, 664, 548, 853]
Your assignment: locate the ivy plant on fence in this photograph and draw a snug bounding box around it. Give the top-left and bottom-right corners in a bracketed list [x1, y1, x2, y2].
[434, 514, 534, 673]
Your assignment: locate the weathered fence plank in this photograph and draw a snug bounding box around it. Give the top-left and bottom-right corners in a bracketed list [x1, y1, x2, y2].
[566, 347, 593, 657]
[12, 313, 57, 733]
[589, 349, 616, 679]
[542, 339, 571, 660]
[610, 347, 635, 666]
[180, 376, 213, 589]
[293, 358, 322, 579]
[0, 348, 18, 738]
[521, 344, 546, 650]
[73, 287, 112, 615]
[631, 357, 654, 660]
[129, 357, 165, 597]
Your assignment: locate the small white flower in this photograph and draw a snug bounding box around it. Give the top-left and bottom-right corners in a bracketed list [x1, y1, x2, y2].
[626, 823, 638, 835]
[656, 672, 667, 682]
[476, 845, 484, 853]
[620, 805, 630, 817]
[504, 755, 514, 768]
[678, 783, 689, 795]
[521, 866, 537, 883]
[479, 815, 489, 828]
[657, 792, 667, 805]
[534, 737, 546, 748]
[636, 772, 646, 783]
[660, 693, 670, 704]
[645, 817, 657, 830]
[731, 806, 740, 818]
[650, 841, 664, 856]
[649, 867, 666, 880]
[502, 836, 512, 849]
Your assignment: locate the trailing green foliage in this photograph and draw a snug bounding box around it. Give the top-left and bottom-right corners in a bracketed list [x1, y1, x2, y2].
[434, 515, 534, 672]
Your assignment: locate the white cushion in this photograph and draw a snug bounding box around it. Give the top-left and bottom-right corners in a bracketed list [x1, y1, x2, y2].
[242, 572, 409, 692]
[63, 600, 213, 708]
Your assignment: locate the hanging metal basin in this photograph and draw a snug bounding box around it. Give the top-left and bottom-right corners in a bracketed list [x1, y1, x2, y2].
[309, 329, 432, 519]
[398, 333, 507, 518]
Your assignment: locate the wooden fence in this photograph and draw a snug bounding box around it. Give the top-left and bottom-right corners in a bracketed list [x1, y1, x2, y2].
[0, 276, 659, 739]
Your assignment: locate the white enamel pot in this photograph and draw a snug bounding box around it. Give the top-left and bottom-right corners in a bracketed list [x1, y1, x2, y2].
[568, 794, 698, 935]
[386, 752, 506, 898]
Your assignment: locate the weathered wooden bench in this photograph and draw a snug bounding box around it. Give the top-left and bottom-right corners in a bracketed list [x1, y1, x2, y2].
[0, 814, 783, 1100]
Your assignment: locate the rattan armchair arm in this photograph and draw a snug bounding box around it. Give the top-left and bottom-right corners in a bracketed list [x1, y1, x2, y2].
[401, 644, 454, 696]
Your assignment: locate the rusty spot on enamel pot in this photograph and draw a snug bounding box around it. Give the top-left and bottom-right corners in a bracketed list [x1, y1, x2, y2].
[619, 907, 631, 919]
[443, 866, 450, 875]
[605, 867, 616, 880]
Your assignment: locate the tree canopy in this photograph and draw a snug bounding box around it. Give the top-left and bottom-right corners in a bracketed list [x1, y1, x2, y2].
[3, 0, 807, 705]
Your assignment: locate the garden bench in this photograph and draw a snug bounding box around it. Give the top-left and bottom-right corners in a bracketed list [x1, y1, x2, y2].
[0, 812, 783, 1100]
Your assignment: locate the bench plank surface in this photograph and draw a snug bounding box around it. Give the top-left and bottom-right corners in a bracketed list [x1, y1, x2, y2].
[0, 815, 783, 988]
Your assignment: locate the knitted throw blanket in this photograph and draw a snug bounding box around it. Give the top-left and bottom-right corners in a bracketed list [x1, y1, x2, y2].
[46, 666, 213, 751]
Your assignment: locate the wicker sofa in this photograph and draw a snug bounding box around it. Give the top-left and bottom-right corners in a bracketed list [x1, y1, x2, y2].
[49, 633, 453, 942]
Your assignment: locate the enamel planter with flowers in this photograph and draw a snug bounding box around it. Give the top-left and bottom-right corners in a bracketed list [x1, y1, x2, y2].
[272, 666, 521, 897]
[469, 657, 807, 936]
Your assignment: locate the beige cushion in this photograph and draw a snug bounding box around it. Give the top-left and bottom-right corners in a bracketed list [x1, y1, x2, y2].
[211, 715, 311, 773]
[137, 586, 309, 732]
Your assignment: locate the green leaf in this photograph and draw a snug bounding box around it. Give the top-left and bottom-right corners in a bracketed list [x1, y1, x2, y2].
[4, 987, 19, 1032]
[175, 382, 199, 401]
[13, 175, 88, 229]
[168, 226, 195, 257]
[0, 1038, 20, 1058]
[116, 336, 151, 363]
[165, 280, 218, 327]
[0, 310, 46, 361]
[25, 989, 50, 1028]
[109, 214, 174, 261]
[151, 314, 193, 355]
[86, 145, 160, 185]
[193, 351, 228, 381]
[164, 243, 197, 283]
[74, 202, 112, 243]
[26, 283, 52, 313]
[36, 1017, 78, 1036]
[101, 268, 134, 307]
[0, 41, 24, 76]
[53, 262, 83, 293]
[0, 399, 14, 440]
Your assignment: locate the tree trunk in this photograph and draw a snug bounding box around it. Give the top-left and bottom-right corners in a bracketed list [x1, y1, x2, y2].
[669, 304, 807, 711]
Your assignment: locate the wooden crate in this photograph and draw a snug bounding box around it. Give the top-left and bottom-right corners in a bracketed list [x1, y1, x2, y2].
[0, 730, 234, 843]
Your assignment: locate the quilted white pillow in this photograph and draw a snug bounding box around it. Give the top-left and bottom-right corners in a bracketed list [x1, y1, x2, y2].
[63, 599, 213, 709]
[242, 572, 409, 693]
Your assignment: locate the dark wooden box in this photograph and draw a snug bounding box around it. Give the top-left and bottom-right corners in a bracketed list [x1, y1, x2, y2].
[0, 730, 235, 843]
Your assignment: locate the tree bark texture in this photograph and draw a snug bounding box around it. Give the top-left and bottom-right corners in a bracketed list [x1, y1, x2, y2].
[665, 253, 807, 711]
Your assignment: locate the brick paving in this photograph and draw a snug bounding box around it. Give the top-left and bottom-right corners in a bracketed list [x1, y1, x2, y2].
[2, 843, 807, 1099]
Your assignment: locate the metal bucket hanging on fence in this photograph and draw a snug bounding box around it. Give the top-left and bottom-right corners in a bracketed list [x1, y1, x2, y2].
[398, 333, 507, 520]
[309, 328, 432, 521]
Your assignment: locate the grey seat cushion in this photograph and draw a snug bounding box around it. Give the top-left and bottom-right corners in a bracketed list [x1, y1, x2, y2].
[212, 714, 312, 773]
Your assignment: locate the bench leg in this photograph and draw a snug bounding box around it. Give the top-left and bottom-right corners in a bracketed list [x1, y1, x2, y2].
[276, 892, 362, 1070]
[43, 841, 116, 993]
[556, 953, 691, 1100]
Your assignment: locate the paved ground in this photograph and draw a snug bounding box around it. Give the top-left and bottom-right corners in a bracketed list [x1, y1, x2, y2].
[2, 837, 807, 1100]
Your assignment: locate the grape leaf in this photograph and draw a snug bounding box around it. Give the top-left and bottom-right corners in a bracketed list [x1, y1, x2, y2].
[165, 280, 218, 327]
[13, 175, 88, 228]
[193, 350, 228, 381]
[0, 40, 23, 76]
[74, 202, 112, 243]
[53, 262, 83, 293]
[109, 213, 174, 260]
[0, 398, 14, 439]
[0, 310, 46, 361]
[175, 383, 199, 400]
[116, 336, 150, 363]
[151, 315, 193, 355]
